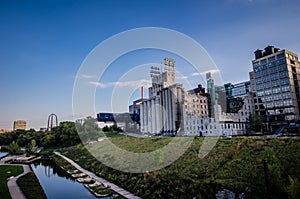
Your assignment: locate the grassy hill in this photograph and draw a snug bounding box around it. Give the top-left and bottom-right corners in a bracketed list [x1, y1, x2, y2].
[59, 137, 300, 198]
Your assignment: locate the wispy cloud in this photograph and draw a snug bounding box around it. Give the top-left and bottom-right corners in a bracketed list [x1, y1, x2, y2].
[177, 75, 188, 80]
[190, 72, 201, 76]
[89, 81, 108, 88]
[80, 74, 96, 79]
[89, 79, 151, 89]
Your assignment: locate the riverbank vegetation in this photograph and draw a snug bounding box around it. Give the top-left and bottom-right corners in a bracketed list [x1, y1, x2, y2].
[0, 165, 24, 199]
[52, 154, 77, 172]
[0, 117, 114, 154]
[0, 121, 81, 150]
[60, 137, 300, 199]
[17, 171, 47, 199]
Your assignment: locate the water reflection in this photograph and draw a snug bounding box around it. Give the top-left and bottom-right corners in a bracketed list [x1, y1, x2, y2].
[31, 160, 75, 180]
[31, 160, 97, 199]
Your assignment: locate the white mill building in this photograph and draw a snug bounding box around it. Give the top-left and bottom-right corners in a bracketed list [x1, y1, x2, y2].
[139, 58, 253, 136]
[140, 63, 185, 135]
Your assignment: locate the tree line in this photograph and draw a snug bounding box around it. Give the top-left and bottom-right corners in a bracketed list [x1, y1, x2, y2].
[0, 117, 121, 154]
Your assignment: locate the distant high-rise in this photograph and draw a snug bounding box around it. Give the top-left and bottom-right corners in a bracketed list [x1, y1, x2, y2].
[250, 46, 300, 129]
[13, 120, 26, 131]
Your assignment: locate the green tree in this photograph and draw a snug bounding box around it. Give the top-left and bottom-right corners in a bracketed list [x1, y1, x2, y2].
[78, 116, 100, 143]
[41, 132, 56, 148]
[25, 139, 37, 155]
[51, 122, 81, 147]
[249, 113, 263, 132]
[8, 141, 20, 155]
[17, 134, 27, 147]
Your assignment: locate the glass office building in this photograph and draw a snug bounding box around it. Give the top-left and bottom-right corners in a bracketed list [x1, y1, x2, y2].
[250, 46, 300, 126]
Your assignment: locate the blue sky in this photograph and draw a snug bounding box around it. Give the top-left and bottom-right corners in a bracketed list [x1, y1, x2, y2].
[0, 0, 299, 130]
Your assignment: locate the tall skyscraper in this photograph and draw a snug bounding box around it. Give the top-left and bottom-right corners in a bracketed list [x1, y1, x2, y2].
[250, 46, 300, 130]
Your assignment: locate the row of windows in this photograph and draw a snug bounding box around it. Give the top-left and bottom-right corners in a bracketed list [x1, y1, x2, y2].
[185, 118, 214, 125]
[272, 79, 290, 87]
[188, 123, 247, 131]
[261, 93, 292, 102]
[284, 107, 295, 113]
[268, 55, 276, 62]
[284, 100, 294, 106]
[232, 87, 247, 95]
[268, 107, 295, 115]
[253, 59, 286, 72]
[191, 99, 207, 103]
[255, 72, 289, 84]
[273, 87, 284, 94]
[253, 53, 285, 67]
[191, 110, 208, 115]
[282, 85, 291, 92]
[256, 86, 291, 96]
[264, 100, 293, 108]
[255, 79, 290, 90]
[253, 65, 287, 78]
[185, 104, 208, 110]
[222, 123, 246, 129]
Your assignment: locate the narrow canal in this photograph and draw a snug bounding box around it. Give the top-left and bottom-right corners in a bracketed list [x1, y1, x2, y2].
[31, 160, 109, 199]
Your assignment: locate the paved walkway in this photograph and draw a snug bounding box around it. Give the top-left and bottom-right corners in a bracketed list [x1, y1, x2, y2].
[7, 164, 30, 199]
[0, 155, 18, 165]
[54, 152, 141, 199]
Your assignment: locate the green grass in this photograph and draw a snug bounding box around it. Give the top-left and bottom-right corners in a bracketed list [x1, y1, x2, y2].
[17, 171, 47, 199]
[0, 165, 24, 199]
[103, 136, 173, 152]
[39, 147, 60, 155]
[103, 132, 124, 138]
[60, 137, 300, 199]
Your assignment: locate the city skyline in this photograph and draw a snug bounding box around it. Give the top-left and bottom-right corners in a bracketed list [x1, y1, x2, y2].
[1, 0, 300, 130]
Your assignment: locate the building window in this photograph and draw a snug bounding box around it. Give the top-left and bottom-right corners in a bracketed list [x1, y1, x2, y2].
[277, 59, 286, 65]
[253, 61, 260, 67]
[278, 65, 287, 71]
[277, 53, 285, 59]
[282, 86, 290, 92]
[260, 59, 267, 65]
[279, 72, 288, 78]
[268, 56, 276, 62]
